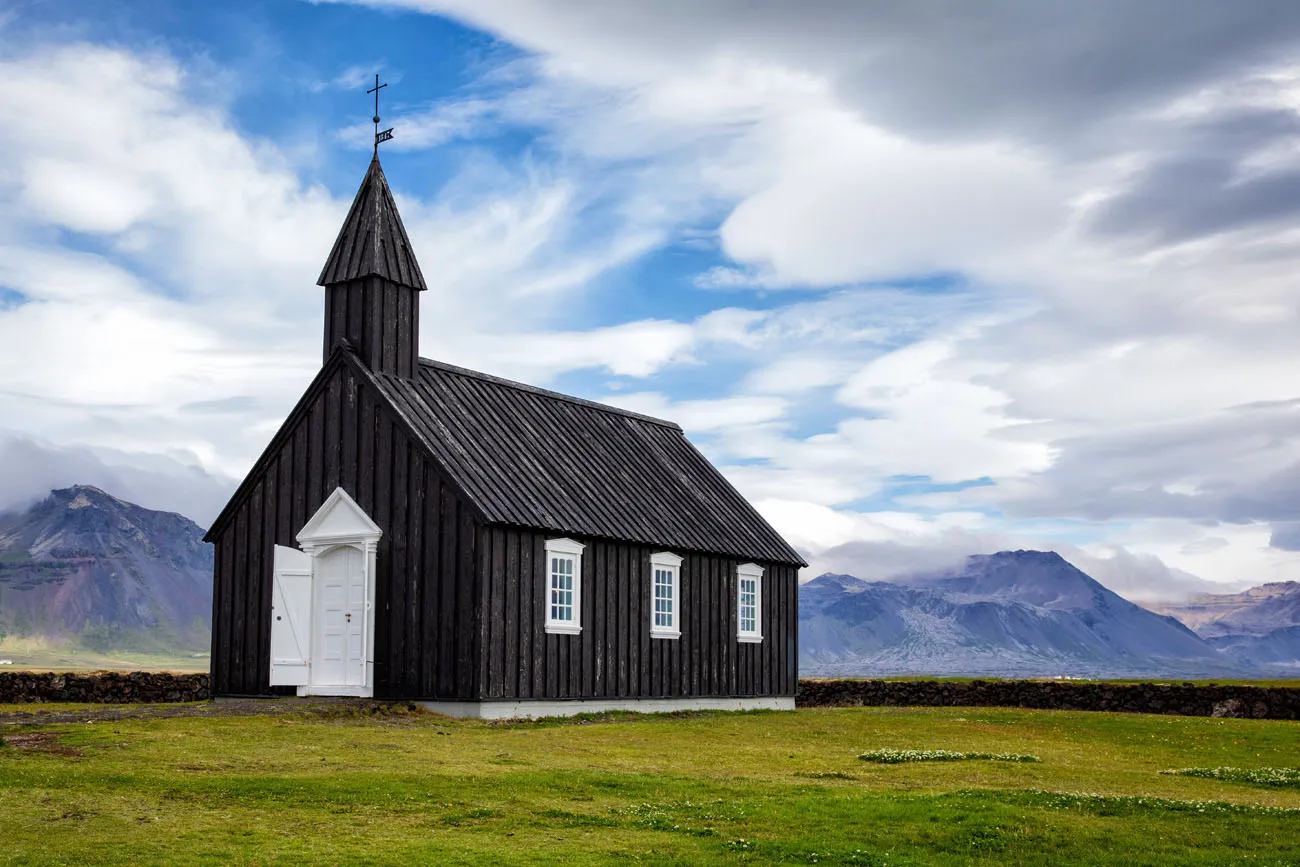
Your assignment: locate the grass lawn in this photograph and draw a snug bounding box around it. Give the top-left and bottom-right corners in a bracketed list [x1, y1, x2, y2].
[1, 703, 1298, 865]
[0, 653, 209, 673]
[0, 637, 209, 672]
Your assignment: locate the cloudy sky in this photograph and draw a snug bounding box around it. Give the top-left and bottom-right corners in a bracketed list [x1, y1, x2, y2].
[4, 1, 1300, 599]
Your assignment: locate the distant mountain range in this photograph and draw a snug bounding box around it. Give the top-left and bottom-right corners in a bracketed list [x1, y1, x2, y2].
[1148, 583, 1300, 670]
[799, 551, 1298, 678]
[0, 485, 212, 654]
[2, 485, 1297, 678]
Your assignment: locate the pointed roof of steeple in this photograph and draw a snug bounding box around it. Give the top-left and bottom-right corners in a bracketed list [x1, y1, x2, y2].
[317, 157, 427, 290]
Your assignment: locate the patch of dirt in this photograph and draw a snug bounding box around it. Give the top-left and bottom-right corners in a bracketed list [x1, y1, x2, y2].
[45, 808, 98, 822]
[2, 731, 84, 756]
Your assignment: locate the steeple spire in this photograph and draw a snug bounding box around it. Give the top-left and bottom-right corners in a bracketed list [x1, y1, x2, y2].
[318, 158, 426, 378]
[317, 157, 426, 290]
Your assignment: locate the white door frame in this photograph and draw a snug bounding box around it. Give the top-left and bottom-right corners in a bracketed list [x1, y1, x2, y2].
[294, 487, 381, 698]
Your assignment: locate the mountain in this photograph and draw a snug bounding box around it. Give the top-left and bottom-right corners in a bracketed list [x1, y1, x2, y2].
[1147, 582, 1300, 672]
[0, 485, 212, 653]
[1148, 582, 1300, 637]
[1206, 627, 1300, 669]
[799, 550, 1254, 678]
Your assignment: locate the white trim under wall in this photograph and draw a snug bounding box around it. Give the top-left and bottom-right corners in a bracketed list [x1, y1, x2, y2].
[298, 685, 375, 698]
[417, 696, 795, 720]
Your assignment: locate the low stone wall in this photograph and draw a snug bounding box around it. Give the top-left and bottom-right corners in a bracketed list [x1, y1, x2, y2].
[796, 679, 1300, 720]
[3, 672, 1297, 717]
[0, 671, 210, 704]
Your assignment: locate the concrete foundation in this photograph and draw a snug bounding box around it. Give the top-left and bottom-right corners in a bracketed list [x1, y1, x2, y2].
[417, 695, 796, 719]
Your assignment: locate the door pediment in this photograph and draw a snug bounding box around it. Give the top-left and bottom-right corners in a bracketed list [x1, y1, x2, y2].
[297, 487, 382, 548]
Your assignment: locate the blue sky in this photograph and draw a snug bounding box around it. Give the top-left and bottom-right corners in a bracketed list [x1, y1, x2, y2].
[6, 0, 1300, 599]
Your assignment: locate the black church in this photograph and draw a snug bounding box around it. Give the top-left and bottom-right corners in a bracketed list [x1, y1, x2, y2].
[205, 153, 805, 717]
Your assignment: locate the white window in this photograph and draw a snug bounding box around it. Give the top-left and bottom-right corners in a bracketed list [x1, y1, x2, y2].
[650, 552, 682, 639]
[544, 538, 585, 634]
[736, 562, 763, 643]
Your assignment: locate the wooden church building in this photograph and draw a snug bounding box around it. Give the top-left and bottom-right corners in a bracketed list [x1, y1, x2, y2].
[204, 155, 805, 717]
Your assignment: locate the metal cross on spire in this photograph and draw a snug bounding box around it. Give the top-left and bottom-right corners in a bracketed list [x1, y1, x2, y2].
[368, 73, 394, 156]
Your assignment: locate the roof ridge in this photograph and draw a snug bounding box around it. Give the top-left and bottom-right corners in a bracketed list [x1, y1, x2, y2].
[411, 357, 683, 431]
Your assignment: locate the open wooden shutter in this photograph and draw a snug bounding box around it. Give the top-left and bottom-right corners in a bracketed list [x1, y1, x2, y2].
[270, 545, 312, 686]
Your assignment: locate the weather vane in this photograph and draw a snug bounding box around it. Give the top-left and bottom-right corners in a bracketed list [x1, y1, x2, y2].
[368, 73, 394, 156]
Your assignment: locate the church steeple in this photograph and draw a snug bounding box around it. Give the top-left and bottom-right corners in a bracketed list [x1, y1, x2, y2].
[318, 156, 425, 378]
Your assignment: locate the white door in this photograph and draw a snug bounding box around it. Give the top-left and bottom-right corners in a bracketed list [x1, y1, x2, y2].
[270, 545, 312, 686]
[312, 545, 367, 687]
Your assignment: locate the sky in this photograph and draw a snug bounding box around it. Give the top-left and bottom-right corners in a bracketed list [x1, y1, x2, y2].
[4, 1, 1300, 600]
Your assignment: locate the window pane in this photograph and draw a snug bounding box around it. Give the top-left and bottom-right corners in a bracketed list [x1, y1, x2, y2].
[739, 575, 758, 634]
[653, 566, 676, 629]
[550, 554, 578, 623]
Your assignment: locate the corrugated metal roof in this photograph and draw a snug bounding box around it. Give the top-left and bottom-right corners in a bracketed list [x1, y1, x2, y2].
[368, 359, 807, 566]
[317, 157, 427, 290]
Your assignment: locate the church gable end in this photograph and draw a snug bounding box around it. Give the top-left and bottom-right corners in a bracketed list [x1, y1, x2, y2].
[207, 350, 484, 699]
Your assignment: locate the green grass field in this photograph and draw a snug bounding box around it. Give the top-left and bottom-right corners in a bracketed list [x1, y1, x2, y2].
[1, 702, 1298, 865]
[0, 636, 209, 672]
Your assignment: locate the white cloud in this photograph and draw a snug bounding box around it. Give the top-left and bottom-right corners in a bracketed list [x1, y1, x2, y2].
[1100, 520, 1300, 590]
[719, 113, 1066, 287]
[471, 319, 696, 381]
[604, 392, 788, 433]
[693, 266, 762, 290]
[833, 338, 1053, 482]
[309, 62, 388, 93]
[21, 158, 158, 234]
[744, 355, 857, 394]
[0, 431, 235, 527]
[337, 97, 498, 150]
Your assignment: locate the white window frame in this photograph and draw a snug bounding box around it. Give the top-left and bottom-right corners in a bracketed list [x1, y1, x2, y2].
[649, 552, 683, 639]
[544, 537, 585, 635]
[736, 562, 764, 643]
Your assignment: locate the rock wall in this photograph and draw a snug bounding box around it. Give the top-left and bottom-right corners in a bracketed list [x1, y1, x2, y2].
[0, 671, 210, 704]
[3, 672, 1297, 718]
[797, 679, 1300, 719]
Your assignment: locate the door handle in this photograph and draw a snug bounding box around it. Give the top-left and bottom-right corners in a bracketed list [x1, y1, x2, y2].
[345, 612, 352, 623]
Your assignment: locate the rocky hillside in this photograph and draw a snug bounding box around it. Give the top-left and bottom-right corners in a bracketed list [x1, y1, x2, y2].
[799, 550, 1255, 678]
[0, 486, 212, 652]
[1148, 582, 1300, 636]
[1148, 582, 1300, 671]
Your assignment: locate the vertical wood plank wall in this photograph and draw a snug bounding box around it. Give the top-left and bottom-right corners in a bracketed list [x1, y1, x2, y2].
[478, 527, 798, 700]
[209, 361, 482, 698]
[323, 277, 419, 378]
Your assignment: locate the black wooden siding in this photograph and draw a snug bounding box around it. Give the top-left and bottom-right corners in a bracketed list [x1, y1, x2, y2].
[323, 277, 419, 378]
[477, 526, 798, 700]
[209, 353, 483, 699]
